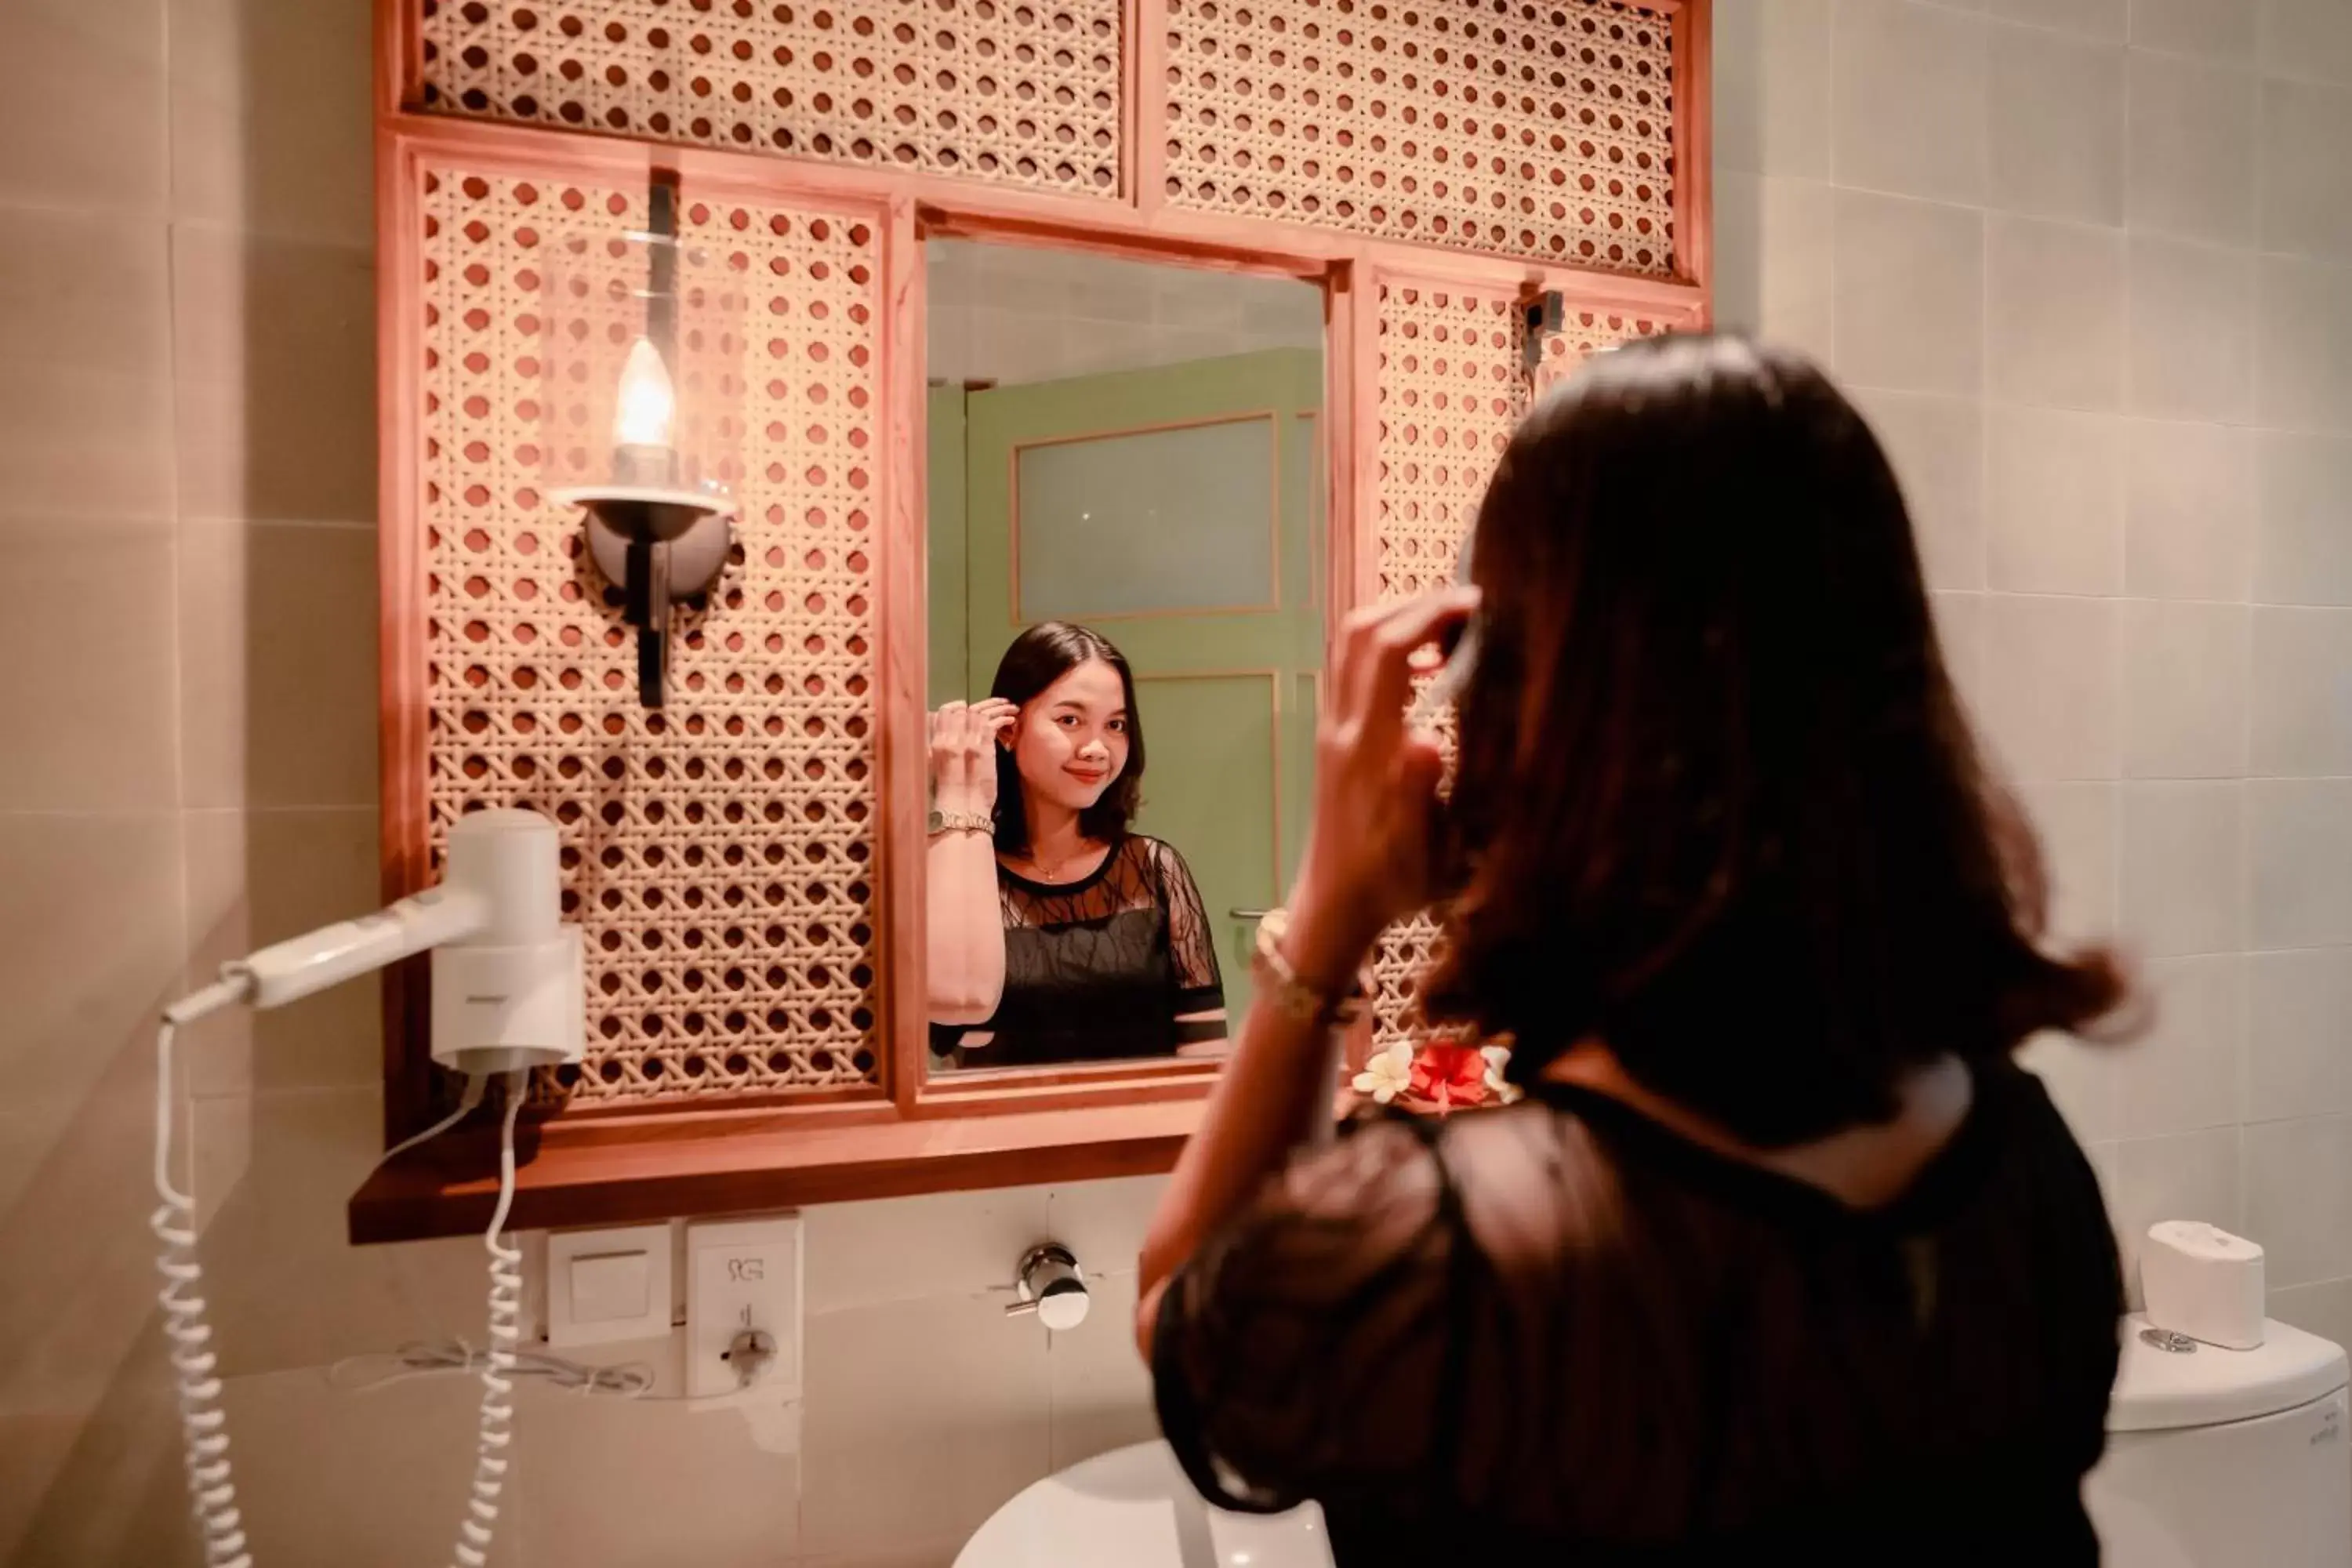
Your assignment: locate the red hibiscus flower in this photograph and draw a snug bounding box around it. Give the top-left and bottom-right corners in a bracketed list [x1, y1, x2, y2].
[1408, 1043, 1491, 1112]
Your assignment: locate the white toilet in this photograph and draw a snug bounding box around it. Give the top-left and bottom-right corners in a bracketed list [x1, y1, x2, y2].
[2085, 1312, 2352, 1566]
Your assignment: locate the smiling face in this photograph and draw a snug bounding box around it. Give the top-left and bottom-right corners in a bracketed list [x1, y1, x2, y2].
[1007, 658, 1131, 815]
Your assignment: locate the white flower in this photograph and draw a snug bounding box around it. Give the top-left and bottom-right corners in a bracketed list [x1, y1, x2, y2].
[1481, 1044, 1523, 1105]
[1351, 1042, 1415, 1105]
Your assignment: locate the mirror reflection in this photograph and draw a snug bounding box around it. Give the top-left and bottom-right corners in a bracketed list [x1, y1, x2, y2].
[922, 240, 1327, 1072]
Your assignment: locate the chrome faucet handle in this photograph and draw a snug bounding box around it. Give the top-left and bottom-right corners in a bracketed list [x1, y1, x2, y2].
[1005, 1242, 1089, 1330]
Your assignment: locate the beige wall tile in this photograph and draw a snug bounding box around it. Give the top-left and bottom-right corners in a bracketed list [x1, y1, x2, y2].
[1988, 24, 2126, 224]
[2256, 431, 2352, 605]
[2130, 0, 2259, 61]
[1853, 389, 1985, 589]
[1833, 0, 1990, 205]
[2249, 779, 2352, 949]
[801, 1184, 1054, 1315]
[0, 209, 169, 379]
[1711, 173, 1838, 366]
[2245, 1115, 2352, 1287]
[1987, 406, 2125, 593]
[1045, 1174, 1168, 1277]
[2115, 953, 2245, 1138]
[168, 0, 373, 245]
[2271, 1277, 2352, 1351]
[1986, 0, 2125, 40]
[180, 807, 383, 1095]
[1977, 594, 2122, 779]
[2125, 419, 2256, 601]
[2247, 947, 2352, 1123]
[177, 520, 379, 809]
[0, 369, 175, 521]
[2119, 779, 2247, 956]
[171, 227, 375, 522]
[2127, 234, 2255, 423]
[2252, 607, 2352, 776]
[2256, 253, 2352, 434]
[2261, 0, 2352, 85]
[1833, 190, 1984, 395]
[1987, 216, 2125, 411]
[0, 0, 167, 216]
[0, 520, 177, 811]
[184, 1086, 499, 1377]
[2125, 50, 2259, 245]
[1712, 0, 1835, 179]
[800, 1293, 1054, 1558]
[517, 1383, 802, 1564]
[2122, 599, 2250, 779]
[2015, 780, 2121, 945]
[2260, 78, 2352, 259]
[2022, 1032, 2125, 1143]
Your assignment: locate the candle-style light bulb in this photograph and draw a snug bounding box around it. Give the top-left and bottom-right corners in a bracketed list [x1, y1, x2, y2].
[611, 336, 681, 488]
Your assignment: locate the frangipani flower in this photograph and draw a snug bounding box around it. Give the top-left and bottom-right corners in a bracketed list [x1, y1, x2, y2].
[1481, 1044, 1523, 1105]
[1351, 1041, 1415, 1105]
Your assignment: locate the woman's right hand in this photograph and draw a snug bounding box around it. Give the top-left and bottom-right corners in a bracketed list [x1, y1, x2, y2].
[928, 698, 1017, 813]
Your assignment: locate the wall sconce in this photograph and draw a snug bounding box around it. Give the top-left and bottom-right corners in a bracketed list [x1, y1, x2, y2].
[544, 172, 741, 707]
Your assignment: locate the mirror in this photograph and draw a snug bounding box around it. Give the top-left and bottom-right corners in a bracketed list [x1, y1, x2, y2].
[922, 239, 1327, 1074]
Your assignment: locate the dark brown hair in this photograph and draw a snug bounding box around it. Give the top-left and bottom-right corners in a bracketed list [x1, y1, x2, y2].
[1423, 334, 2128, 1147]
[987, 621, 1145, 855]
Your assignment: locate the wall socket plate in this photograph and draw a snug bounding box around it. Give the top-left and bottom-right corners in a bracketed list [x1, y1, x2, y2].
[684, 1213, 804, 1401]
[545, 1221, 673, 1348]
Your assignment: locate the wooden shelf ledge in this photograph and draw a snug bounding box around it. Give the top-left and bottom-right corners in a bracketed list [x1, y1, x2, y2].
[348, 1097, 1205, 1245]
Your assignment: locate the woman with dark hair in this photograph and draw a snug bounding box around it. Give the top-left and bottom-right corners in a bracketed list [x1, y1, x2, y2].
[926, 621, 1227, 1067]
[1136, 336, 2131, 1563]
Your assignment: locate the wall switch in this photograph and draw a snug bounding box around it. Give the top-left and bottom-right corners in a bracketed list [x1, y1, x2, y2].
[546, 1222, 673, 1347]
[685, 1214, 803, 1401]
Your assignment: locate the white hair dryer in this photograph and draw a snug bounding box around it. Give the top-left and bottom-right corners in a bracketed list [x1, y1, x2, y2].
[176, 808, 585, 1075]
[157, 808, 583, 1568]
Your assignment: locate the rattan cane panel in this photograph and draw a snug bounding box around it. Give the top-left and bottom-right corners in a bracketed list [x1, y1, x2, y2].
[1163, 0, 1679, 274]
[1365, 280, 1666, 1054]
[416, 163, 885, 1104]
[417, 0, 1125, 198]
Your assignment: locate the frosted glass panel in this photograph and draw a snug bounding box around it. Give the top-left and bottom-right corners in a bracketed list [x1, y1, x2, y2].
[1015, 417, 1276, 620]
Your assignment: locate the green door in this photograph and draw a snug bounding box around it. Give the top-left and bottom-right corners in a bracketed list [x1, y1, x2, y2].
[955, 349, 1324, 1022]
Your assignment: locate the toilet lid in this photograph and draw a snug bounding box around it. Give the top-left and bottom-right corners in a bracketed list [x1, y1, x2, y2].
[2109, 1313, 2350, 1432]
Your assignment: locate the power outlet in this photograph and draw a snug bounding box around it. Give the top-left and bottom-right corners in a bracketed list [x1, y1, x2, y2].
[684, 1213, 804, 1401]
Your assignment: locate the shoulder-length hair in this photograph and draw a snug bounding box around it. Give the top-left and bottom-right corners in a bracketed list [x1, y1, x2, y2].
[986, 621, 1145, 855]
[1422, 334, 2129, 1147]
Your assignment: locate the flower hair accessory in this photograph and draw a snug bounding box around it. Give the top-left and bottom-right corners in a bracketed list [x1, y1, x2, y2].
[1352, 1039, 1523, 1115]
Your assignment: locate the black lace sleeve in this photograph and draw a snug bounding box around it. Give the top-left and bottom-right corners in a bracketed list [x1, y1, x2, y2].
[1147, 838, 1225, 1043]
[1152, 1112, 1460, 1515]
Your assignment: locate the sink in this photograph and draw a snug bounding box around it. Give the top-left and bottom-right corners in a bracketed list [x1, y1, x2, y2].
[956, 1441, 1334, 1568]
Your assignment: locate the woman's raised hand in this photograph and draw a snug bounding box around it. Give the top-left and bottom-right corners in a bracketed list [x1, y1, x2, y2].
[928, 698, 1018, 814]
[1282, 588, 1480, 991]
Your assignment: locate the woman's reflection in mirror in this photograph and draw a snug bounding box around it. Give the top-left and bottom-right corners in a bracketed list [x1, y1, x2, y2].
[926, 622, 1228, 1068]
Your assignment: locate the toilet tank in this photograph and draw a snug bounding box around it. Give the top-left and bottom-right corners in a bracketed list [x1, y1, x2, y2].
[2085, 1314, 2351, 1568]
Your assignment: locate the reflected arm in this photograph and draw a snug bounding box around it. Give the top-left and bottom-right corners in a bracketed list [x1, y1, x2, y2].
[927, 823, 1007, 1025]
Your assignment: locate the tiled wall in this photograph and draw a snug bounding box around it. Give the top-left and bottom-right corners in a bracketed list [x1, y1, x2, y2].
[1715, 0, 2352, 1341]
[0, 1, 1167, 1564]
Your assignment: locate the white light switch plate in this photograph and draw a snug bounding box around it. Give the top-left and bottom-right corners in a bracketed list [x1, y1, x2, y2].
[546, 1222, 673, 1348]
[685, 1214, 804, 1401]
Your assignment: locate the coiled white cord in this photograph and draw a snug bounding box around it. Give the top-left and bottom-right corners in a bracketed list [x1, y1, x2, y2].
[152, 982, 257, 1568]
[153, 978, 514, 1568]
[452, 1072, 528, 1568]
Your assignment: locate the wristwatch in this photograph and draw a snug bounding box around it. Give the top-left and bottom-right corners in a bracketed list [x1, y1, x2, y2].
[927, 808, 992, 837]
[1252, 907, 1370, 1029]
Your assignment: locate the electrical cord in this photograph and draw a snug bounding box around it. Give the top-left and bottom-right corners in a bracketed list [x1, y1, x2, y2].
[153, 985, 258, 1568]
[328, 1341, 654, 1398]
[451, 1073, 528, 1568]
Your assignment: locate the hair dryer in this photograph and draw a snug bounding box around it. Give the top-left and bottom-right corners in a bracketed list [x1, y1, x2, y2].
[155, 808, 583, 1568]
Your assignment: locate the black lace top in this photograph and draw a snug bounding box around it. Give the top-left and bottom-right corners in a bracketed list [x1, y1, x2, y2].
[1153, 1058, 2123, 1566]
[931, 834, 1226, 1068]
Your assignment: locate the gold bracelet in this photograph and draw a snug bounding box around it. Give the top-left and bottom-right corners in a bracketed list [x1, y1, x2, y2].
[1250, 907, 1369, 1029]
[927, 808, 992, 836]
